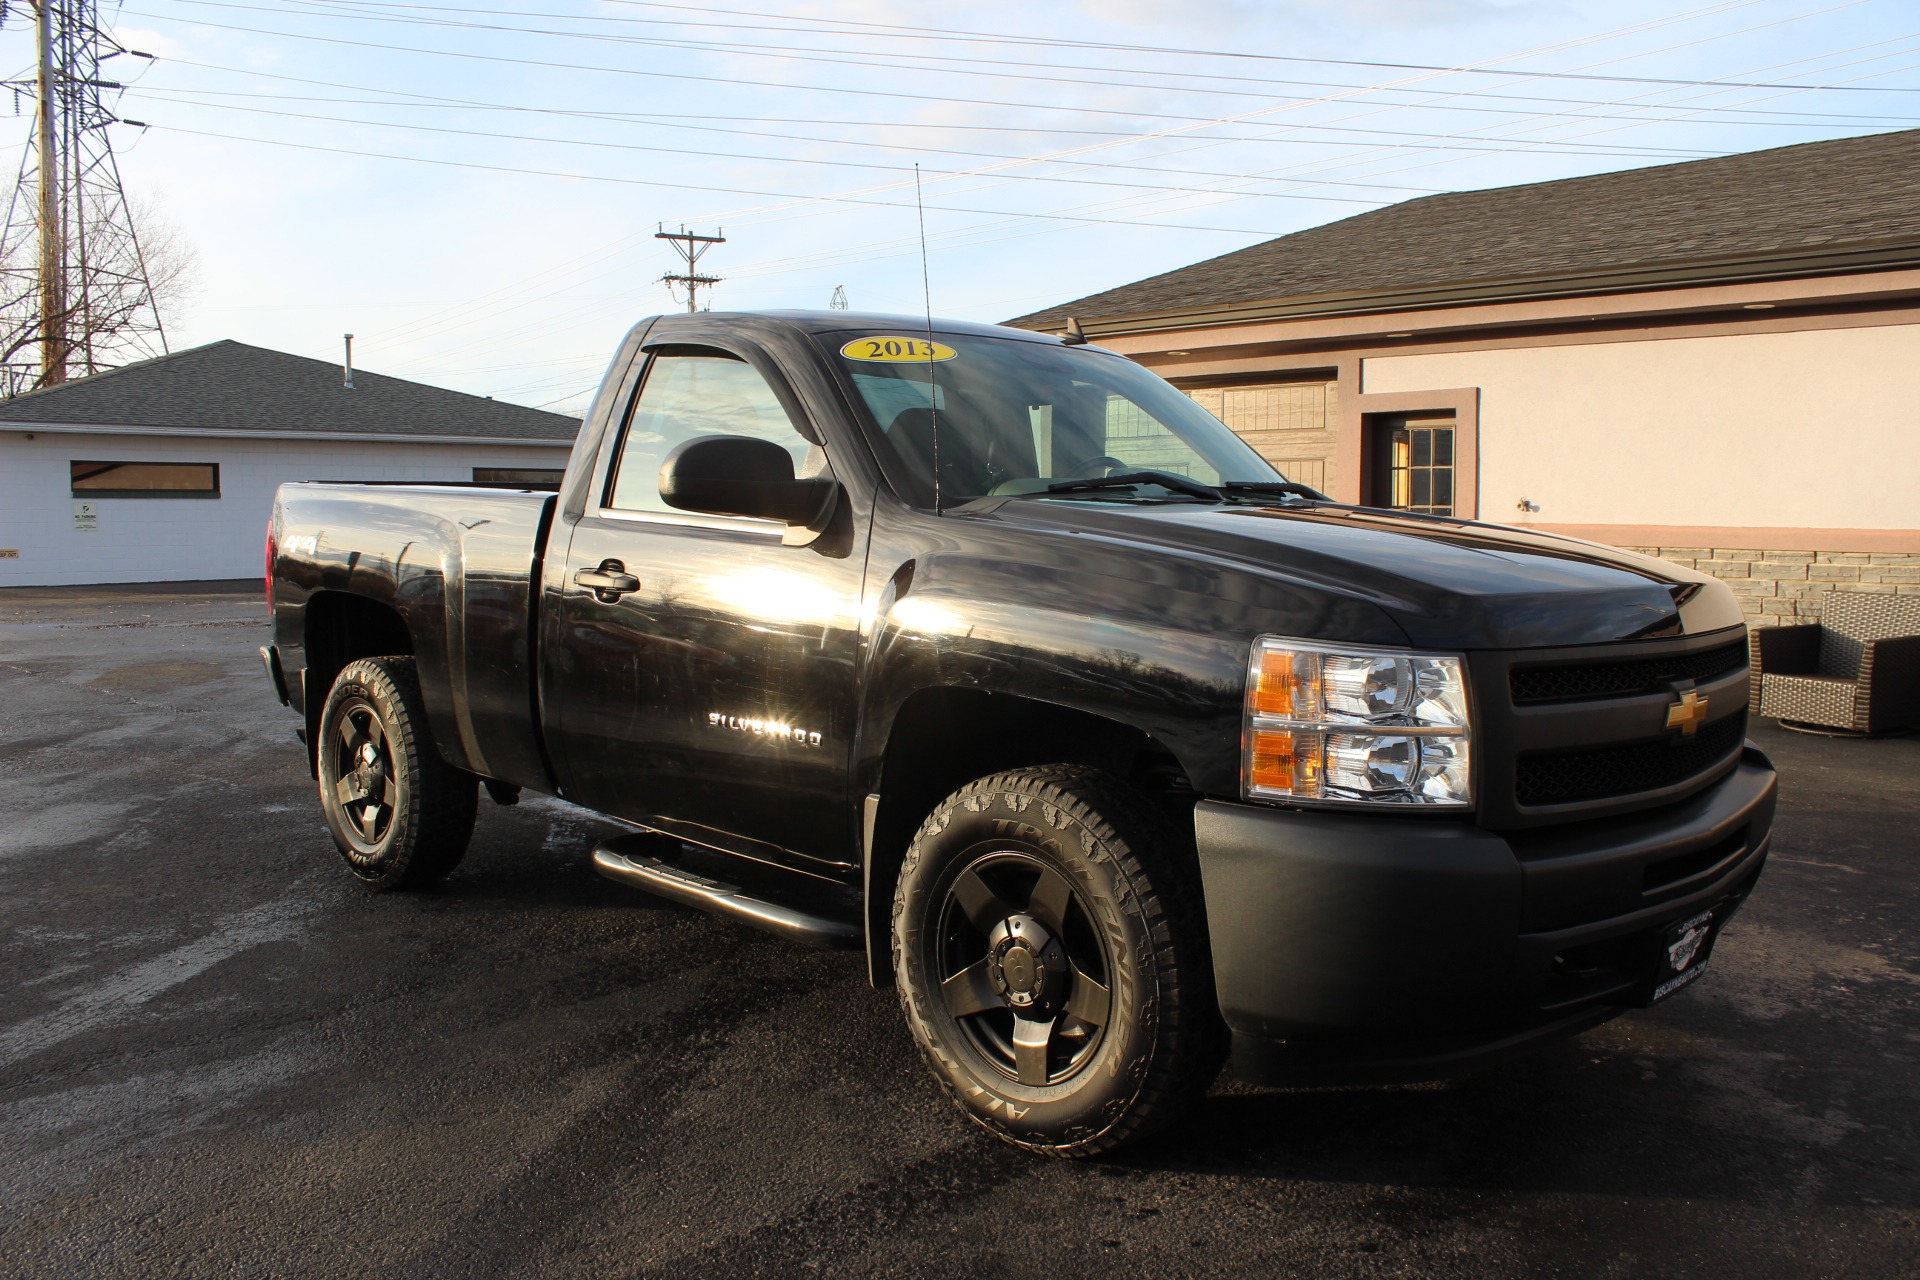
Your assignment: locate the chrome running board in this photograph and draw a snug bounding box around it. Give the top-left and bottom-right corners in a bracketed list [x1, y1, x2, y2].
[591, 836, 861, 950]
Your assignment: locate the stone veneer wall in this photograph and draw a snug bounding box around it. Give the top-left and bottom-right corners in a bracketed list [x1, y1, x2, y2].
[1620, 547, 1920, 626]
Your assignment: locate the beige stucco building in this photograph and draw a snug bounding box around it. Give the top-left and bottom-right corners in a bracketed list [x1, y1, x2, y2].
[1012, 128, 1920, 624]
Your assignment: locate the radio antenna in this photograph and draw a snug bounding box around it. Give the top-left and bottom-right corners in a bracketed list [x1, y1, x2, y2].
[914, 163, 941, 516]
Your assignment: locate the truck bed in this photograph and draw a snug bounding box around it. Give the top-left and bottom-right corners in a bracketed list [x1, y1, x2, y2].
[270, 481, 558, 793]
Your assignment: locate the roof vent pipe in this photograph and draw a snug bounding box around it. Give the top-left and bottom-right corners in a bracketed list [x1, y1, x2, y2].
[343, 333, 355, 390]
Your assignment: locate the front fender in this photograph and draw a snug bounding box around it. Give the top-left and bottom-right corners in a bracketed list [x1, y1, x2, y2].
[857, 594, 1244, 797]
[851, 505, 1404, 800]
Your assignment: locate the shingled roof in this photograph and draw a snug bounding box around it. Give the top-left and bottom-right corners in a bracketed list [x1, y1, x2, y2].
[0, 339, 580, 441]
[1009, 128, 1920, 334]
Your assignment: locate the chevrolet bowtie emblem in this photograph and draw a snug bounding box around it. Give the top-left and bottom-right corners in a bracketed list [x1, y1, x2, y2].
[1665, 688, 1710, 737]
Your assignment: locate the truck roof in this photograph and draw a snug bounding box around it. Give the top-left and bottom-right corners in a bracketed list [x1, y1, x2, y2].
[664, 309, 1066, 345]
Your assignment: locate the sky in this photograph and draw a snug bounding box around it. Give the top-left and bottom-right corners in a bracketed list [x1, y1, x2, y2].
[2, 0, 1916, 415]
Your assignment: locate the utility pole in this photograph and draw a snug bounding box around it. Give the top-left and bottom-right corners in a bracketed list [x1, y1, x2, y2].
[829, 285, 848, 311]
[35, 0, 67, 386]
[655, 226, 724, 313]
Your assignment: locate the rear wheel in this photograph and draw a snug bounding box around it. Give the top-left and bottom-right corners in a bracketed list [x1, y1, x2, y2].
[317, 656, 476, 890]
[893, 765, 1224, 1157]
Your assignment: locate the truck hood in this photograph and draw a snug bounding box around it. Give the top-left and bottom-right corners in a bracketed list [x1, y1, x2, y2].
[973, 499, 1744, 649]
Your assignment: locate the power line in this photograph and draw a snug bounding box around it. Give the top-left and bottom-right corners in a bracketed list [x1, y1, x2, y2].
[124, 7, 1458, 129]
[145, 42, 1920, 135]
[1390, 43, 1920, 183]
[714, 30, 1920, 301]
[134, 78, 1920, 133]
[127, 94, 1446, 202]
[123, 0, 1916, 241]
[172, 8, 1896, 351]
[128, 87, 1737, 172]
[118, 2, 1920, 156]
[258, 0, 1920, 93]
[619, 0, 1920, 95]
[125, 22, 1920, 234]
[140, 67, 1756, 158]
[120, 67, 1904, 295]
[897, 3, 1910, 253]
[136, 0, 1920, 123]
[148, 122, 1308, 234]
[649, 3, 1902, 230]
[112, 0, 1917, 385]
[1091, 11, 1916, 201]
[147, 0, 1853, 109]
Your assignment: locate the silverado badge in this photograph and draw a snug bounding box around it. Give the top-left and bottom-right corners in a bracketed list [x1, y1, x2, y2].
[1664, 688, 1710, 737]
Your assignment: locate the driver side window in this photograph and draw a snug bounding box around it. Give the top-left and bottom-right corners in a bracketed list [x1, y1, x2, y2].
[606, 349, 819, 514]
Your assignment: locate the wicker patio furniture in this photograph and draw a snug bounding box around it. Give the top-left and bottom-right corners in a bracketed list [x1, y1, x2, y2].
[1750, 591, 1920, 734]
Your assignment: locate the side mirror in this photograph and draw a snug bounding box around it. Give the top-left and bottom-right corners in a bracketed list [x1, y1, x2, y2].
[658, 434, 835, 527]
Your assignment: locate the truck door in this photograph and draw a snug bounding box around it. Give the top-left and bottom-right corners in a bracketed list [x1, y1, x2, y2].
[545, 344, 865, 874]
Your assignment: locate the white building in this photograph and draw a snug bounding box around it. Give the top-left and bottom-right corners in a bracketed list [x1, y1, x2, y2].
[0, 340, 578, 587]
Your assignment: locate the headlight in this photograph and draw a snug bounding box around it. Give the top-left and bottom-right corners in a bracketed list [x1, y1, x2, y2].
[1244, 637, 1472, 808]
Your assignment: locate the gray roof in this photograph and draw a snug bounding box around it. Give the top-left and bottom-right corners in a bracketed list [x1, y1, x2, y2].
[1009, 128, 1920, 332]
[0, 339, 580, 441]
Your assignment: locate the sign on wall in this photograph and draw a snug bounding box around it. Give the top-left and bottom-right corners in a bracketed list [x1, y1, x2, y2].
[72, 501, 98, 532]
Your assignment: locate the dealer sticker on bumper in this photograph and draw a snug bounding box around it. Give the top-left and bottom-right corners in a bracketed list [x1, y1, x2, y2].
[1651, 909, 1718, 1003]
[1652, 963, 1707, 1003]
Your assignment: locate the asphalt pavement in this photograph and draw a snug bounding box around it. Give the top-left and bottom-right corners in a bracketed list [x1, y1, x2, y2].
[2, 584, 1916, 1279]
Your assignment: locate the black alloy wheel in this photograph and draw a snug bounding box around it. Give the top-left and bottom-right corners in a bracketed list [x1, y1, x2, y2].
[894, 765, 1225, 1157]
[317, 656, 476, 890]
[934, 850, 1113, 1088]
[329, 697, 398, 854]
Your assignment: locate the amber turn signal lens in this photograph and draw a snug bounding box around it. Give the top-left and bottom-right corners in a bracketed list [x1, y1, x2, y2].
[1249, 727, 1324, 799]
[1249, 728, 1293, 790]
[1249, 728, 1324, 796]
[1251, 650, 1295, 716]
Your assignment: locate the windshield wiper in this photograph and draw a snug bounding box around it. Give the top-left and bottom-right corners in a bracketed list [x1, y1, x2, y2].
[1042, 471, 1224, 502]
[1221, 480, 1330, 502]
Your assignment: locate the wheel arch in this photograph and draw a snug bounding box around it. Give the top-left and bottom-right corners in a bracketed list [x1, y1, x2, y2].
[861, 685, 1197, 987]
[302, 591, 414, 777]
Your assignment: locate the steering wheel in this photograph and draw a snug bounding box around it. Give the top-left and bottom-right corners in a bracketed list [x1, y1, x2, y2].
[1061, 454, 1130, 478]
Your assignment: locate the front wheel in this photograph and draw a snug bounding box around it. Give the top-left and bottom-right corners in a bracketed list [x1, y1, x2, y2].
[892, 765, 1225, 1157]
[317, 656, 476, 890]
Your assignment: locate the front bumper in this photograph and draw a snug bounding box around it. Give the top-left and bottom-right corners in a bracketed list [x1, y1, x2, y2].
[1194, 746, 1776, 1083]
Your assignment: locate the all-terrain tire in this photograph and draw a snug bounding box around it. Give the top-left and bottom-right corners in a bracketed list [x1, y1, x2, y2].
[893, 765, 1226, 1157]
[317, 656, 477, 890]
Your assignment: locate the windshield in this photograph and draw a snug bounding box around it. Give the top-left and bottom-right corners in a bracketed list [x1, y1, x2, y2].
[824, 331, 1283, 506]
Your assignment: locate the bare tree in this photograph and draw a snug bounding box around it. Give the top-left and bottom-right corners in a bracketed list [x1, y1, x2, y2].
[0, 181, 193, 396]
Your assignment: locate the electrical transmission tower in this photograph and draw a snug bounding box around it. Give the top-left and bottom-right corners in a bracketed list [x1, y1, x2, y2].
[655, 225, 723, 313]
[0, 0, 168, 394]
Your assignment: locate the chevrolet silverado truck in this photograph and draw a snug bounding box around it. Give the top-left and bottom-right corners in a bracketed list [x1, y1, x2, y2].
[262, 310, 1775, 1157]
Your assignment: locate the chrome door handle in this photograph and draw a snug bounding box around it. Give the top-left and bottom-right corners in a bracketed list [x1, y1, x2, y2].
[574, 560, 640, 602]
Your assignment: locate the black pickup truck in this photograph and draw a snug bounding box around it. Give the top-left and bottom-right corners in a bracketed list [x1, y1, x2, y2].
[263, 310, 1775, 1157]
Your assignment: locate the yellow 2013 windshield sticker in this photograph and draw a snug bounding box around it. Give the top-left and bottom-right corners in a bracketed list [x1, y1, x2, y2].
[839, 336, 956, 362]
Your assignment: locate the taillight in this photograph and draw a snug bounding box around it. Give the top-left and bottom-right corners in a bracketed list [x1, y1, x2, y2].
[265, 519, 276, 618]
